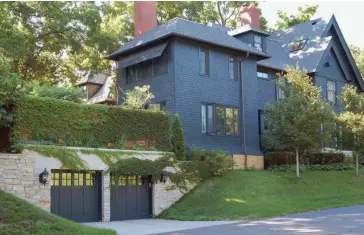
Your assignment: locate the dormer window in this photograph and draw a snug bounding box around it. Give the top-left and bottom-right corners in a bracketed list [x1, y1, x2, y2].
[254, 35, 262, 51]
[290, 39, 307, 52]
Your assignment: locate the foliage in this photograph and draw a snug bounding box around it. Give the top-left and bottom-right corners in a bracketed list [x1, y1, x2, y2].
[0, 189, 116, 235]
[171, 114, 186, 160]
[275, 5, 318, 30]
[108, 155, 172, 184]
[157, 1, 266, 29]
[11, 96, 171, 151]
[121, 85, 155, 109]
[159, 170, 364, 221]
[265, 151, 345, 167]
[169, 148, 233, 192]
[338, 85, 364, 176]
[23, 83, 84, 103]
[267, 163, 359, 172]
[265, 65, 334, 177]
[350, 45, 364, 78]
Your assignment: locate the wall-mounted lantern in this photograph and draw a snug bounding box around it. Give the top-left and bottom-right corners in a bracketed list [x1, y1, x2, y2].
[39, 168, 49, 185]
[160, 170, 168, 183]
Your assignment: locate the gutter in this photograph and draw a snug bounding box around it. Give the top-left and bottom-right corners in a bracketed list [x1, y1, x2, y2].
[239, 52, 250, 168]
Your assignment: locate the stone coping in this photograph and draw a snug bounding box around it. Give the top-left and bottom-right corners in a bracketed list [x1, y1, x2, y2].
[15, 144, 174, 155]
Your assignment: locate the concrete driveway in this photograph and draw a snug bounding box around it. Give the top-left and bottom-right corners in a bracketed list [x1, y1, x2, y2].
[85, 219, 239, 235]
[155, 205, 364, 235]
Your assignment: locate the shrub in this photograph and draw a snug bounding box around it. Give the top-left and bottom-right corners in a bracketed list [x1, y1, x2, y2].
[24, 83, 84, 103]
[171, 114, 186, 160]
[267, 163, 358, 172]
[202, 150, 234, 178]
[186, 145, 206, 161]
[265, 151, 345, 168]
[121, 85, 154, 109]
[265, 151, 295, 166]
[11, 96, 171, 151]
[304, 152, 345, 165]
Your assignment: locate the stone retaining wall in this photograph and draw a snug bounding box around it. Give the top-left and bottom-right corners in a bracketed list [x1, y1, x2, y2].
[0, 147, 187, 221]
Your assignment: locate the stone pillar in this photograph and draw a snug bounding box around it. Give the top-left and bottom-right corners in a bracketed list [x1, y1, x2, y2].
[102, 174, 111, 222]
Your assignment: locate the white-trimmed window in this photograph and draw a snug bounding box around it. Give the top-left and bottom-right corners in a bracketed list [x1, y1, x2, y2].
[229, 57, 238, 80]
[199, 48, 209, 75]
[254, 35, 262, 51]
[327, 80, 336, 104]
[257, 72, 268, 79]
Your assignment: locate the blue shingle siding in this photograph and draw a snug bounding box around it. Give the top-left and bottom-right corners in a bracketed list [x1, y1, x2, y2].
[117, 42, 176, 114]
[173, 39, 245, 154]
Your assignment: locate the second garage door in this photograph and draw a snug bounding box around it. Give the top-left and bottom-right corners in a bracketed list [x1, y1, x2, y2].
[110, 175, 152, 221]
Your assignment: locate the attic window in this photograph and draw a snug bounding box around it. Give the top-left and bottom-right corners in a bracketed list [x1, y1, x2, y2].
[312, 20, 317, 25]
[290, 39, 307, 52]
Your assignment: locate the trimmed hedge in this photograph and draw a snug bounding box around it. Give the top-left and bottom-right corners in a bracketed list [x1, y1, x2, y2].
[11, 96, 171, 151]
[265, 151, 345, 168]
[267, 163, 359, 172]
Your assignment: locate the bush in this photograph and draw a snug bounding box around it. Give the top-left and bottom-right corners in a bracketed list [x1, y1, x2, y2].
[11, 96, 171, 151]
[171, 114, 186, 160]
[304, 152, 345, 164]
[265, 152, 295, 166]
[267, 163, 358, 172]
[24, 83, 84, 103]
[265, 151, 345, 168]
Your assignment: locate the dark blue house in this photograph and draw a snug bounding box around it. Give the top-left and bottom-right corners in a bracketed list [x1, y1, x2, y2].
[108, 4, 364, 162]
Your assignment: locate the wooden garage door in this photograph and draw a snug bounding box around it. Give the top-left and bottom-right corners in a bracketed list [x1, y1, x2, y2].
[50, 170, 101, 222]
[110, 175, 152, 221]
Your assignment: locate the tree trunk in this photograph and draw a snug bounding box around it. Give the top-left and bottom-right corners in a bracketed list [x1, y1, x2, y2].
[296, 148, 300, 178]
[356, 151, 359, 177]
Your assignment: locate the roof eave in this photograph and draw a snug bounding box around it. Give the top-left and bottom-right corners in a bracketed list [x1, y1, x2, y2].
[107, 32, 270, 61]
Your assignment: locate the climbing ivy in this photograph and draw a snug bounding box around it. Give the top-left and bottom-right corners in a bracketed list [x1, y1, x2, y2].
[11, 96, 171, 151]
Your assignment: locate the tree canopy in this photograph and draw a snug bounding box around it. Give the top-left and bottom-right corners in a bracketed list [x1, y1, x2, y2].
[275, 5, 318, 30]
[265, 65, 334, 177]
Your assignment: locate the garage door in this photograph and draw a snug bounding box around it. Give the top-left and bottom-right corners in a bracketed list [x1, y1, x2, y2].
[110, 175, 152, 221]
[50, 170, 101, 222]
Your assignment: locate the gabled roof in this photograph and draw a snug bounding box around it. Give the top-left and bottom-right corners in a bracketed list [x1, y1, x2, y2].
[87, 76, 116, 104]
[76, 72, 106, 86]
[228, 24, 270, 36]
[108, 18, 269, 60]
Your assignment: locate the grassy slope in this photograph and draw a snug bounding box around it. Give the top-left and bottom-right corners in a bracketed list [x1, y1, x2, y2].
[160, 170, 364, 221]
[0, 189, 116, 235]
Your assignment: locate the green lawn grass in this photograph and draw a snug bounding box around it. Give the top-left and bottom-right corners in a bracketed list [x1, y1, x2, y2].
[159, 170, 364, 221]
[0, 189, 116, 235]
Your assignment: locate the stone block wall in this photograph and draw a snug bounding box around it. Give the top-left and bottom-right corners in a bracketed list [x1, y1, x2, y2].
[0, 152, 51, 210]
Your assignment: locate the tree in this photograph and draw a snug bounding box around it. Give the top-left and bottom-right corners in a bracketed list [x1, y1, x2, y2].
[275, 5, 318, 30]
[171, 114, 186, 160]
[121, 85, 155, 109]
[338, 85, 364, 176]
[265, 65, 334, 178]
[350, 45, 364, 78]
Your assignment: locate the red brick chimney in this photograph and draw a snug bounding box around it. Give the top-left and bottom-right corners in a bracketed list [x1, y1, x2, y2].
[134, 1, 157, 38]
[239, 5, 261, 29]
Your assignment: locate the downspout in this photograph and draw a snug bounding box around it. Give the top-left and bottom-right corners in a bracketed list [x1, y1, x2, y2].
[239, 52, 250, 169]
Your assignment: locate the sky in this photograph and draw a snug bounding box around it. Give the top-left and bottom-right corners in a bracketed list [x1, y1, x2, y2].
[260, 1, 364, 48]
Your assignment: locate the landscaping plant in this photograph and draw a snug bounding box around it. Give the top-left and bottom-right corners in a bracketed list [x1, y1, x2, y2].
[171, 114, 186, 160]
[265, 65, 334, 178]
[338, 85, 364, 176]
[121, 85, 154, 109]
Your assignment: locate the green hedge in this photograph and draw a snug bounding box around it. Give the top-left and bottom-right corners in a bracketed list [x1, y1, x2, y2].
[267, 163, 359, 172]
[265, 151, 345, 167]
[11, 96, 171, 151]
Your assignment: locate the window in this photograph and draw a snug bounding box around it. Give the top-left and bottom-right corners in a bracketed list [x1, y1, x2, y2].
[73, 173, 84, 186]
[229, 57, 238, 80]
[254, 35, 262, 51]
[51, 172, 59, 186]
[327, 80, 336, 104]
[259, 110, 273, 135]
[290, 39, 307, 51]
[149, 101, 166, 112]
[126, 52, 168, 84]
[276, 78, 287, 100]
[257, 72, 268, 79]
[199, 48, 209, 75]
[201, 104, 239, 136]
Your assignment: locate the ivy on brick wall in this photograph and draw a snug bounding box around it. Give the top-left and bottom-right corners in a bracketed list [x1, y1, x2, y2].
[11, 96, 171, 151]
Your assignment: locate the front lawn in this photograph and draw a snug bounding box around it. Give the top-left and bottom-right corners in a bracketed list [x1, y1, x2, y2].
[0, 189, 116, 235]
[159, 170, 364, 221]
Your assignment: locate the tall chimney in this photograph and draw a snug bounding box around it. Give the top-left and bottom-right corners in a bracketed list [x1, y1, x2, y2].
[134, 1, 157, 38]
[238, 5, 261, 29]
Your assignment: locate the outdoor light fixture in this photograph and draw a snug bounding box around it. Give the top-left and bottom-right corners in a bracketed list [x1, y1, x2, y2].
[160, 170, 168, 183]
[39, 168, 49, 185]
